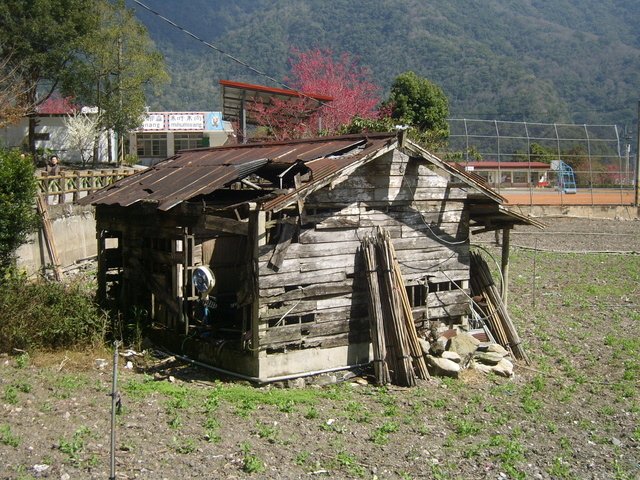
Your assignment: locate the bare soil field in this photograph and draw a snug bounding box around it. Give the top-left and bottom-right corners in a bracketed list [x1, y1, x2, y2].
[1, 217, 639, 480]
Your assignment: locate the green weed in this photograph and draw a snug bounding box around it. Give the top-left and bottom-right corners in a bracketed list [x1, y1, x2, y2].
[370, 421, 399, 445]
[3, 385, 18, 404]
[335, 451, 366, 477]
[240, 442, 265, 474]
[0, 424, 20, 447]
[59, 426, 92, 465]
[173, 436, 197, 454]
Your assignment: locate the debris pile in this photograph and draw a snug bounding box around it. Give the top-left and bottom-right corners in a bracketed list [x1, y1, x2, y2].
[422, 331, 514, 378]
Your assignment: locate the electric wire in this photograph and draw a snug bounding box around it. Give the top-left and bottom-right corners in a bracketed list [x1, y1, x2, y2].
[132, 0, 353, 120]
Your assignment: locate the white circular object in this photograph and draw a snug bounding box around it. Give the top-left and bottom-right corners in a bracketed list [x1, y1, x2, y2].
[192, 266, 215, 294]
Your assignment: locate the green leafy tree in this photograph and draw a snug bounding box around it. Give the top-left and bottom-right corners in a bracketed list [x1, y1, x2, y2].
[67, 0, 169, 163]
[384, 71, 449, 147]
[0, 0, 98, 155]
[0, 149, 37, 272]
[529, 143, 556, 164]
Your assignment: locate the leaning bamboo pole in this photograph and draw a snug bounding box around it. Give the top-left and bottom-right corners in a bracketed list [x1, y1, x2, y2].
[470, 251, 530, 363]
[361, 239, 391, 385]
[388, 238, 430, 379]
[377, 229, 416, 387]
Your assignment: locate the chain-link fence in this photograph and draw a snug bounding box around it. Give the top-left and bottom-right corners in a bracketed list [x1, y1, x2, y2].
[438, 119, 636, 205]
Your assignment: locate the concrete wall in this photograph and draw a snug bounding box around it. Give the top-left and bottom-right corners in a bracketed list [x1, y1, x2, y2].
[16, 204, 97, 276]
[506, 204, 639, 220]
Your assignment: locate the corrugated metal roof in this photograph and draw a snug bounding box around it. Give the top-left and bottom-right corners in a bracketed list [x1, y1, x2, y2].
[80, 133, 398, 210]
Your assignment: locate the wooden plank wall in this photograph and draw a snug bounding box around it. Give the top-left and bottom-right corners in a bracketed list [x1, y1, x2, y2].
[257, 150, 472, 353]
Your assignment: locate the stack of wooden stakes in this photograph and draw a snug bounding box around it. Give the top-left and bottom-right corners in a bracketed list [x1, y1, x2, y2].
[362, 228, 430, 386]
[469, 251, 529, 364]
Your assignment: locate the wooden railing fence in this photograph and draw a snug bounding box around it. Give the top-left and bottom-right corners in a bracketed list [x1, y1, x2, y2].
[36, 168, 136, 205]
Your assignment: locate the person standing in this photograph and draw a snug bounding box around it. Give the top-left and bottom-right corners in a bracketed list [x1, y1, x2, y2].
[46, 155, 61, 176]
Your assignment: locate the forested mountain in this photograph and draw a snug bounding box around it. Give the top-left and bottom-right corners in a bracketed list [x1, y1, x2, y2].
[126, 0, 640, 128]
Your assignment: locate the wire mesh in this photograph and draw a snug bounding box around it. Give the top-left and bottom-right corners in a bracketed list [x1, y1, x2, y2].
[440, 119, 635, 205]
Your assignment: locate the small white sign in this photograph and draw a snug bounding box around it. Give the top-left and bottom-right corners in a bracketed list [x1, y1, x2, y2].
[142, 114, 165, 130]
[168, 113, 205, 130]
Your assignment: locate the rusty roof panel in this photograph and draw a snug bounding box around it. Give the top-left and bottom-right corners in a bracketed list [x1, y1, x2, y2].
[80, 133, 398, 209]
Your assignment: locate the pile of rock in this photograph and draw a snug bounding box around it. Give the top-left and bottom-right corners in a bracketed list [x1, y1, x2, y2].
[420, 331, 514, 378]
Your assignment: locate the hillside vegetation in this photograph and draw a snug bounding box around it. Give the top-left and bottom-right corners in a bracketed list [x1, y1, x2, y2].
[127, 0, 639, 128]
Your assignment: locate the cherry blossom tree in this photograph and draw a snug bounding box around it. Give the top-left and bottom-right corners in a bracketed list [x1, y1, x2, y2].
[252, 49, 382, 139]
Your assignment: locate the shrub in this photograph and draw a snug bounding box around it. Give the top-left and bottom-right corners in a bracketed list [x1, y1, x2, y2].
[0, 270, 108, 352]
[0, 148, 37, 272]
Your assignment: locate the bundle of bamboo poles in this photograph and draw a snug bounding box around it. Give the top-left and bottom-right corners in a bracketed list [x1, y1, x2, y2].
[361, 228, 429, 386]
[36, 195, 63, 281]
[469, 251, 529, 364]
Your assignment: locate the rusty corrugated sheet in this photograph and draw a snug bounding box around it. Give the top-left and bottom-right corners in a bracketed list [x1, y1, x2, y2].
[260, 136, 397, 212]
[80, 133, 398, 209]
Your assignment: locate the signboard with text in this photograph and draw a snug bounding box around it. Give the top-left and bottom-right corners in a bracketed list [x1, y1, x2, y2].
[138, 112, 224, 132]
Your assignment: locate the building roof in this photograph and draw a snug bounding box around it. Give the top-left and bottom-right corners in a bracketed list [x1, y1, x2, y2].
[80, 133, 396, 212]
[37, 96, 78, 115]
[220, 79, 333, 125]
[80, 132, 542, 229]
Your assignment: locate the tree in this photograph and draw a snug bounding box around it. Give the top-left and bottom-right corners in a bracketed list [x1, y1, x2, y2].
[253, 48, 382, 139]
[0, 149, 37, 272]
[66, 0, 169, 163]
[384, 71, 449, 146]
[0, 0, 98, 155]
[64, 111, 101, 166]
[0, 53, 33, 128]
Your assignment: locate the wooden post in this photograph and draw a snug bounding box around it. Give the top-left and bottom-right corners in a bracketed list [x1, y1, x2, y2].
[59, 171, 66, 204]
[97, 229, 106, 303]
[500, 227, 511, 306]
[248, 204, 265, 359]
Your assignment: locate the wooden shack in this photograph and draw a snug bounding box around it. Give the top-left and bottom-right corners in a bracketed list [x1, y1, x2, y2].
[80, 132, 537, 382]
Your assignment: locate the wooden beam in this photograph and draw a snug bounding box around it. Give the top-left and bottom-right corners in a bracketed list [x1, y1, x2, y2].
[204, 215, 249, 236]
[501, 226, 511, 306]
[267, 222, 296, 271]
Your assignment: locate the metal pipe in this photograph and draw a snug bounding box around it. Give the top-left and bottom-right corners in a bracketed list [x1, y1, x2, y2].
[109, 340, 120, 480]
[171, 352, 370, 385]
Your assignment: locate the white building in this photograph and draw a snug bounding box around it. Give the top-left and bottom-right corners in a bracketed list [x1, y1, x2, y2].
[0, 97, 114, 164]
[129, 111, 234, 166]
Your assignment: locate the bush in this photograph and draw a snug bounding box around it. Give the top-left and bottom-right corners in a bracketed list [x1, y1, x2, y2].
[0, 149, 38, 272]
[0, 270, 108, 352]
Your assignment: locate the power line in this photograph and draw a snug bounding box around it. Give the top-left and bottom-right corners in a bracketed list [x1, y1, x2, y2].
[132, 0, 348, 119]
[132, 0, 288, 91]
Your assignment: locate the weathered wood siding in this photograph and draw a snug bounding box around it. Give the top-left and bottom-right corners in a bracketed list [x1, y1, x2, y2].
[257, 150, 471, 352]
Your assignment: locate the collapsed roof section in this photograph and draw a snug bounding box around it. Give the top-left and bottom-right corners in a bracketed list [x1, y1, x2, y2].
[79, 132, 543, 230]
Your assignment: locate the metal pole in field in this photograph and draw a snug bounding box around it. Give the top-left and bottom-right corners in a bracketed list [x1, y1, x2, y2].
[635, 100, 640, 207]
[110, 341, 121, 480]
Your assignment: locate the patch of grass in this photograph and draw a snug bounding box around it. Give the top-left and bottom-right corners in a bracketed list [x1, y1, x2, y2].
[168, 415, 182, 429]
[304, 406, 318, 419]
[59, 426, 92, 465]
[254, 421, 279, 443]
[335, 451, 366, 477]
[294, 450, 311, 466]
[203, 417, 221, 443]
[452, 418, 482, 437]
[370, 421, 399, 445]
[240, 442, 265, 474]
[15, 352, 29, 369]
[0, 424, 20, 447]
[53, 374, 88, 399]
[173, 436, 197, 454]
[548, 456, 573, 479]
[3, 385, 19, 404]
